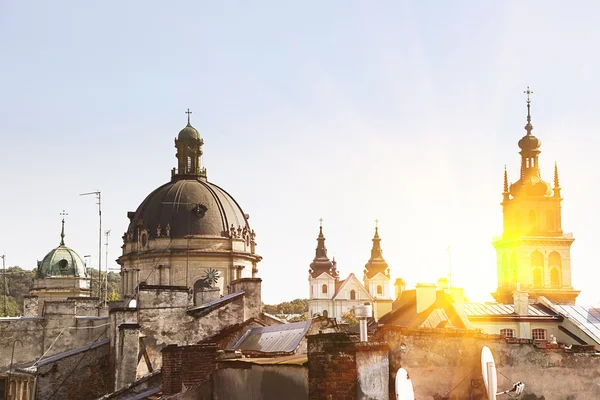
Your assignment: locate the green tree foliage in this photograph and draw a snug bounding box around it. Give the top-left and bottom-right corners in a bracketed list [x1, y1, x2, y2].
[0, 266, 35, 316]
[86, 268, 121, 300]
[341, 311, 358, 327]
[263, 298, 308, 315]
[0, 295, 21, 317]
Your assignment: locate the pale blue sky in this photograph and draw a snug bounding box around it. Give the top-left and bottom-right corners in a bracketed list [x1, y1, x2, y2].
[1, 1, 600, 304]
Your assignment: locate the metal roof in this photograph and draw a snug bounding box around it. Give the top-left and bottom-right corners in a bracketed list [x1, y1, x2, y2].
[464, 303, 555, 318]
[232, 320, 312, 354]
[549, 304, 600, 345]
[221, 354, 308, 365]
[188, 291, 245, 313]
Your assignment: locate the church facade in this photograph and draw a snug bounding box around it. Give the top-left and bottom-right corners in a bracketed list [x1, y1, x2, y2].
[307, 222, 393, 321]
[492, 89, 579, 304]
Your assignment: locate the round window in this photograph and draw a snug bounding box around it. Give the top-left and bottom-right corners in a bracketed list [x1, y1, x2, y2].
[59, 259, 68, 270]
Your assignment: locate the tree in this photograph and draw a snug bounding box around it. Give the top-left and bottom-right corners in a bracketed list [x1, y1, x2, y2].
[86, 268, 121, 300]
[0, 295, 20, 317]
[263, 298, 308, 315]
[1, 266, 36, 316]
[341, 311, 358, 327]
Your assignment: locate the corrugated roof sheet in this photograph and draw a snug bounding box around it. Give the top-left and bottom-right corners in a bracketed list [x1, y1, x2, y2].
[188, 291, 245, 312]
[221, 354, 308, 365]
[232, 319, 312, 354]
[550, 304, 600, 345]
[464, 303, 555, 317]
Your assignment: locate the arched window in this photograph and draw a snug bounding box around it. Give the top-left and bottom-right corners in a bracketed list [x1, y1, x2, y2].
[533, 268, 543, 287]
[501, 254, 509, 286]
[529, 210, 537, 230]
[187, 156, 193, 173]
[550, 268, 560, 288]
[377, 285, 383, 295]
[548, 251, 562, 268]
[515, 212, 521, 232]
[546, 210, 555, 231]
[350, 290, 356, 300]
[530, 250, 544, 287]
[322, 284, 328, 295]
[510, 252, 518, 285]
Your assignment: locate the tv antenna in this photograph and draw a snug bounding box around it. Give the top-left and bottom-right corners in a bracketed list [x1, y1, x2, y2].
[80, 190, 101, 300]
[104, 230, 111, 306]
[1, 254, 6, 316]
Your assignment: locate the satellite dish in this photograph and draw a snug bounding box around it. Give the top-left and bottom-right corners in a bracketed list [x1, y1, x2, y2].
[395, 368, 415, 400]
[481, 346, 497, 400]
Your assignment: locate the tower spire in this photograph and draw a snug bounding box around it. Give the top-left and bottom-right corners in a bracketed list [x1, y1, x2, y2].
[503, 165, 510, 201]
[554, 161, 561, 198]
[60, 210, 68, 245]
[315, 218, 328, 260]
[370, 220, 384, 261]
[524, 86, 534, 135]
[185, 108, 192, 126]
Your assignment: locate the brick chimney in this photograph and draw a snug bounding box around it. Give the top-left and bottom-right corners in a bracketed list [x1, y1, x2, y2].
[416, 283, 437, 314]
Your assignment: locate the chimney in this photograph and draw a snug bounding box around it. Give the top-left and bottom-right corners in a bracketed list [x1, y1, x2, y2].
[416, 283, 437, 314]
[437, 277, 450, 291]
[394, 278, 406, 299]
[513, 289, 529, 316]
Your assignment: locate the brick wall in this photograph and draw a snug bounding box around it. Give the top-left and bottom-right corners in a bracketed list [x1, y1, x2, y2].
[161, 343, 218, 395]
[308, 333, 389, 400]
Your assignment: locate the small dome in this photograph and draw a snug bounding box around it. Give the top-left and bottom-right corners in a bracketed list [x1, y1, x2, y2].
[178, 124, 200, 141]
[37, 245, 87, 278]
[510, 175, 552, 197]
[518, 133, 541, 151]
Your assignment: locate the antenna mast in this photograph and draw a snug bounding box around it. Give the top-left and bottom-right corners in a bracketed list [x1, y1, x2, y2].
[80, 190, 102, 300]
[105, 230, 111, 306]
[446, 246, 452, 288]
[1, 254, 6, 316]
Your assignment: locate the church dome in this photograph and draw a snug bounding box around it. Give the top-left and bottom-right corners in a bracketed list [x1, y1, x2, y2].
[127, 178, 250, 240]
[37, 245, 87, 278]
[518, 133, 541, 151]
[178, 124, 200, 141]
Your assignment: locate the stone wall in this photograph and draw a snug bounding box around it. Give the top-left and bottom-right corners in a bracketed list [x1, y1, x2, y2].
[212, 361, 308, 400]
[0, 298, 109, 373]
[374, 325, 600, 400]
[34, 340, 111, 400]
[307, 333, 390, 400]
[161, 343, 218, 395]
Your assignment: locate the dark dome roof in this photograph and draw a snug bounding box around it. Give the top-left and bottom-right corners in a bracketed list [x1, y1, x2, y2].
[518, 132, 541, 151]
[128, 178, 249, 240]
[178, 124, 200, 141]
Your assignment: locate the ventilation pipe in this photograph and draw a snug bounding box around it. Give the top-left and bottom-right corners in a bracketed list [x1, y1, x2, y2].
[354, 302, 373, 342]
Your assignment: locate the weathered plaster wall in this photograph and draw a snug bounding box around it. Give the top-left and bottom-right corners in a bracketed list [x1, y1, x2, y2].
[375, 326, 600, 400]
[35, 340, 111, 400]
[0, 298, 108, 373]
[213, 362, 308, 400]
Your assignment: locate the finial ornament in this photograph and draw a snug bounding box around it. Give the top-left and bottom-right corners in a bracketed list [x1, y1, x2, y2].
[375, 219, 379, 228]
[60, 209, 68, 245]
[554, 161, 560, 188]
[319, 218, 323, 227]
[523, 86, 534, 134]
[185, 108, 192, 125]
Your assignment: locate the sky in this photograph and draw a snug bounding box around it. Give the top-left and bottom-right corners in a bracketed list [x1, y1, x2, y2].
[1, 1, 600, 305]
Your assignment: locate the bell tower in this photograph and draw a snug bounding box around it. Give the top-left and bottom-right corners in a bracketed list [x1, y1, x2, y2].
[492, 88, 579, 304]
[174, 109, 206, 180]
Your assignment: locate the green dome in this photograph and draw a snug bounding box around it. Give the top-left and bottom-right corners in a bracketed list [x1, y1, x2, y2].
[37, 245, 87, 278]
[178, 123, 200, 141]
